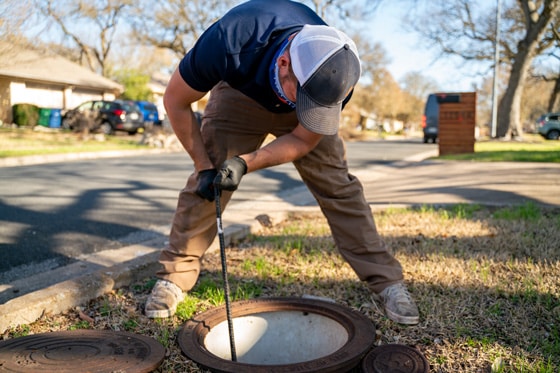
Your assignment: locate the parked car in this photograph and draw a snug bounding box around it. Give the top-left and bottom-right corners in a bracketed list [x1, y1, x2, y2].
[62, 100, 144, 135]
[421, 93, 461, 143]
[536, 113, 560, 140]
[135, 101, 160, 126]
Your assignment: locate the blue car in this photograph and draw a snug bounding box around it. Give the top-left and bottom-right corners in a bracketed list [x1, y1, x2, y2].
[135, 101, 160, 126]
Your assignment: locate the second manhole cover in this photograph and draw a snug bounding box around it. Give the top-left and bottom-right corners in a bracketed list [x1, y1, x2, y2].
[0, 329, 165, 373]
[361, 344, 429, 373]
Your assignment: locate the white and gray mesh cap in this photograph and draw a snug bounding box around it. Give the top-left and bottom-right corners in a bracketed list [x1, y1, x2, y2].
[290, 25, 361, 135]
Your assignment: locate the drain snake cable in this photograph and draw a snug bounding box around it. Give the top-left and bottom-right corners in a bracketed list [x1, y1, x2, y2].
[214, 188, 238, 361]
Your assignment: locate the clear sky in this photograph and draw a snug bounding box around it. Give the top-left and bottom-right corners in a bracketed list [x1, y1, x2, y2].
[368, 3, 487, 92]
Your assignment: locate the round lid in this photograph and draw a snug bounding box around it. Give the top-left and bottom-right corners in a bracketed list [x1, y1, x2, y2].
[0, 330, 165, 373]
[361, 344, 430, 373]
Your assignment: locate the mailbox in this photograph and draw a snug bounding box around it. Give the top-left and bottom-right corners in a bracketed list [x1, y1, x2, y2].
[437, 92, 477, 156]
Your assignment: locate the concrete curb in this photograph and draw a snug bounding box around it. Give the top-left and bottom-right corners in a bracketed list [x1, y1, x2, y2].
[0, 252, 161, 332]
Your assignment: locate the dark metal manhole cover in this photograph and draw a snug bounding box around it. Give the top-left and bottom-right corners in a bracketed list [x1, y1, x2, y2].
[361, 344, 430, 373]
[0, 330, 165, 373]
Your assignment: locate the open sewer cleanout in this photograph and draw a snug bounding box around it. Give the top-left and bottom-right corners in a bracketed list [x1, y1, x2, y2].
[179, 297, 376, 373]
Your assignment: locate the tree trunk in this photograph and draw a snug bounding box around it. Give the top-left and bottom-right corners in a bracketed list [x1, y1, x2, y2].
[496, 45, 532, 138]
[496, 0, 560, 138]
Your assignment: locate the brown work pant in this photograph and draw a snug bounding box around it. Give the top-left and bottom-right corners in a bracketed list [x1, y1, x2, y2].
[157, 82, 403, 294]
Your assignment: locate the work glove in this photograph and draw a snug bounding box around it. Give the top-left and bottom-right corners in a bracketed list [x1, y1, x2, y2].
[214, 156, 247, 192]
[195, 168, 218, 202]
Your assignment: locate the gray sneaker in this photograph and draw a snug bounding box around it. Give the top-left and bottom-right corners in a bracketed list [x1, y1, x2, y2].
[378, 283, 419, 325]
[145, 280, 185, 318]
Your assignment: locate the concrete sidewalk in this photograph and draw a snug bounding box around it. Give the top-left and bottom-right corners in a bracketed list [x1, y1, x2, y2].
[1, 156, 559, 333]
[357, 160, 560, 208]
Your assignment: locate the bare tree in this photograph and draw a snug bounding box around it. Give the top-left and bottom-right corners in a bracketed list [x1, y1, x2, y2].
[302, 0, 382, 22]
[0, 0, 34, 46]
[352, 34, 390, 83]
[522, 73, 553, 124]
[340, 31, 391, 130]
[497, 0, 559, 137]
[128, 0, 385, 59]
[349, 36, 427, 129]
[399, 71, 440, 124]
[410, 0, 560, 138]
[537, 53, 560, 112]
[400, 72, 440, 102]
[534, 23, 560, 112]
[33, 0, 133, 77]
[129, 0, 238, 59]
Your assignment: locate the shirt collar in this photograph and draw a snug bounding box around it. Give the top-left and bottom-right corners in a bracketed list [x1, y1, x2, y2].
[269, 36, 296, 109]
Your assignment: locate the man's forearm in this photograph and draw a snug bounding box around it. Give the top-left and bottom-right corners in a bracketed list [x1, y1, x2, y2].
[241, 127, 322, 173]
[169, 110, 214, 171]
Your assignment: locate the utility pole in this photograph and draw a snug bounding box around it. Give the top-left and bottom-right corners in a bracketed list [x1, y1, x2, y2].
[491, 0, 502, 138]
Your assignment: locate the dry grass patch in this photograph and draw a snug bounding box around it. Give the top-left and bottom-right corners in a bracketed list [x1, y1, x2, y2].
[2, 203, 559, 372]
[376, 204, 560, 372]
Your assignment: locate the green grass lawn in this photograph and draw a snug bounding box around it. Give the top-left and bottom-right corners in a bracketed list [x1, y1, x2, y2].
[440, 136, 560, 163]
[0, 127, 146, 158]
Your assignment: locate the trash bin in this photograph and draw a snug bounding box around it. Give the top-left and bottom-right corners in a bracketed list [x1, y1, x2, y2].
[49, 109, 62, 128]
[438, 92, 477, 156]
[38, 108, 52, 127]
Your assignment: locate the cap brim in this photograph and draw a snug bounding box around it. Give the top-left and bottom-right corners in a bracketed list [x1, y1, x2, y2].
[296, 85, 341, 136]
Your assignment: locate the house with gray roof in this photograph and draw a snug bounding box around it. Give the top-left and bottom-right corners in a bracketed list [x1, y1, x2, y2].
[0, 42, 123, 126]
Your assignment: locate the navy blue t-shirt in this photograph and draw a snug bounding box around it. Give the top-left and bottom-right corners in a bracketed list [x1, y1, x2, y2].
[178, 0, 326, 113]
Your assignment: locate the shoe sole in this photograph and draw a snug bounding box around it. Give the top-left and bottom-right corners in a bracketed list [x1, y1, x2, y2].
[145, 307, 175, 319]
[384, 307, 419, 325]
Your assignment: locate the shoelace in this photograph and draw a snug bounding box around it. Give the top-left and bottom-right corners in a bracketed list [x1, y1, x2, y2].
[155, 281, 180, 297]
[384, 284, 412, 302]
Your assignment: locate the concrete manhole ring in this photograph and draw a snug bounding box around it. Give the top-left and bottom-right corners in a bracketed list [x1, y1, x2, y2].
[179, 297, 376, 373]
[361, 344, 430, 373]
[0, 330, 165, 373]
